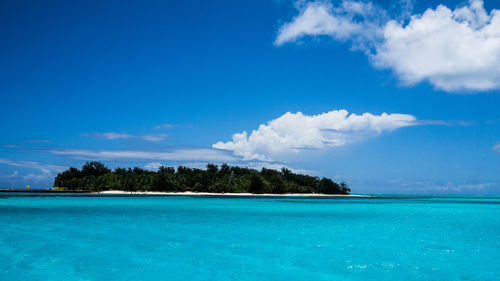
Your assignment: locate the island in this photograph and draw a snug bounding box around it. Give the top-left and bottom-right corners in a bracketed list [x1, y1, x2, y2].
[53, 161, 350, 195]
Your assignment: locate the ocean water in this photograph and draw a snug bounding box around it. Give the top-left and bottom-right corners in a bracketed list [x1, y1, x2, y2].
[0, 194, 499, 281]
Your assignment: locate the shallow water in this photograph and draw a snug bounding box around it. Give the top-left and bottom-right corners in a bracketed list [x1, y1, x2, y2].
[1, 194, 499, 280]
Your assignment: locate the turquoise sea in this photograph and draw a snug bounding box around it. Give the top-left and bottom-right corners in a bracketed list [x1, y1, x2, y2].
[0, 194, 499, 281]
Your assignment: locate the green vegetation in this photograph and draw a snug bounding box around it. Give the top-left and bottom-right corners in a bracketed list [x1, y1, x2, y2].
[54, 161, 350, 194]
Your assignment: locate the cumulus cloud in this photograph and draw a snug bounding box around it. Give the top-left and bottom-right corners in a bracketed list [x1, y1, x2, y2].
[213, 109, 416, 161]
[276, 0, 500, 92]
[82, 132, 168, 142]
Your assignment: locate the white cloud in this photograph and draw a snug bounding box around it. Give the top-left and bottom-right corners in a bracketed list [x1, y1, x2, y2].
[275, 1, 385, 49]
[82, 132, 168, 142]
[49, 148, 238, 162]
[213, 109, 416, 161]
[144, 162, 162, 170]
[376, 0, 500, 91]
[276, 0, 500, 92]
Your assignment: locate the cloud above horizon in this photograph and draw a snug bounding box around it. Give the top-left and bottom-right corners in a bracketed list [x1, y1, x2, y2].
[353, 178, 499, 195]
[82, 132, 168, 142]
[213, 109, 416, 161]
[0, 158, 66, 173]
[49, 148, 239, 162]
[50, 148, 307, 174]
[276, 0, 500, 92]
[0, 158, 67, 186]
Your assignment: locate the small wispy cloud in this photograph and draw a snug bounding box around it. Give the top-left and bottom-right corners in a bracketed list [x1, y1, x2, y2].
[155, 123, 191, 129]
[493, 143, 500, 153]
[0, 158, 66, 172]
[3, 144, 22, 148]
[0, 158, 67, 186]
[144, 162, 163, 170]
[0, 170, 55, 186]
[49, 148, 239, 162]
[433, 182, 496, 192]
[155, 124, 174, 129]
[82, 132, 168, 142]
[20, 139, 52, 143]
[416, 120, 474, 126]
[352, 178, 499, 195]
[3, 170, 19, 178]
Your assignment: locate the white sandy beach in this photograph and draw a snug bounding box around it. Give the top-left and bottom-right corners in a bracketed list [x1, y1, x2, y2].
[97, 190, 369, 197]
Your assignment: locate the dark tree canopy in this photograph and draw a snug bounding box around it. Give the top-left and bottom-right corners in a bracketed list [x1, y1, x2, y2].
[81, 161, 111, 177]
[54, 162, 350, 194]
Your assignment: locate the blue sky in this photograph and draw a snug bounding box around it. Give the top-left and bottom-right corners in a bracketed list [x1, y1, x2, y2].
[1, 0, 500, 194]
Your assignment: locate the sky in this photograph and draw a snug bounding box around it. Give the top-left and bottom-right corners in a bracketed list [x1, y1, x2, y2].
[1, 0, 500, 195]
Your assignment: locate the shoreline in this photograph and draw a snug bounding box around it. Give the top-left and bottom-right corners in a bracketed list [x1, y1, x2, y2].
[97, 190, 369, 197]
[0, 189, 370, 197]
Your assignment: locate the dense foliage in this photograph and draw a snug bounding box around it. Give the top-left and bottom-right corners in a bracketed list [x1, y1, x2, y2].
[54, 162, 350, 194]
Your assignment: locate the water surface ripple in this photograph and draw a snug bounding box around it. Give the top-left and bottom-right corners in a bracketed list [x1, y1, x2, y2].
[1, 194, 499, 280]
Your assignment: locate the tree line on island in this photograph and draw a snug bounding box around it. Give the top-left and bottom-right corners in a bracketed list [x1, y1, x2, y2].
[54, 161, 350, 194]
